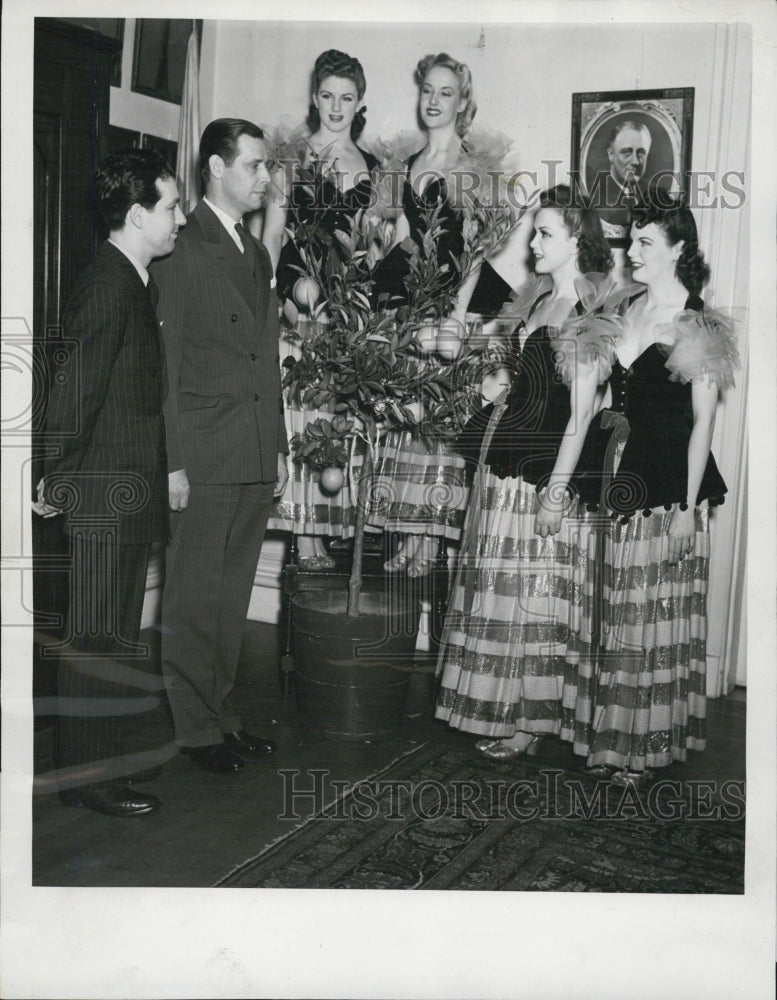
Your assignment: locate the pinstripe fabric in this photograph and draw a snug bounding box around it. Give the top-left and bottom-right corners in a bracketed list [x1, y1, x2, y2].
[153, 201, 286, 744]
[161, 482, 276, 746]
[152, 200, 288, 485]
[43, 242, 168, 781]
[54, 535, 151, 777]
[45, 242, 168, 544]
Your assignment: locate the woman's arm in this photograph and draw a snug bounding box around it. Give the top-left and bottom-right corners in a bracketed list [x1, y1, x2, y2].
[260, 164, 293, 273]
[534, 363, 600, 537]
[450, 257, 483, 326]
[262, 198, 287, 275]
[667, 378, 719, 563]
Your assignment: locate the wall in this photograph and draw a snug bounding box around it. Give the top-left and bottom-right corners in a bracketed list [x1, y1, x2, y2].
[204, 20, 719, 178]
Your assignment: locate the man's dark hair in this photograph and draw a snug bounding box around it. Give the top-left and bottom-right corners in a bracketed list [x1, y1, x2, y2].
[606, 119, 651, 150]
[199, 118, 264, 184]
[96, 149, 174, 231]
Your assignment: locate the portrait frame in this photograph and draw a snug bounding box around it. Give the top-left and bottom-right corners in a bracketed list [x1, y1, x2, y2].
[130, 18, 200, 104]
[571, 87, 695, 247]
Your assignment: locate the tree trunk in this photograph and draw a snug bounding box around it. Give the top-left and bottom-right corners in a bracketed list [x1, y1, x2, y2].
[347, 443, 373, 617]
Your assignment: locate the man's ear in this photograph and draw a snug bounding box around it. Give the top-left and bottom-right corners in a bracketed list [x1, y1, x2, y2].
[208, 153, 224, 180]
[127, 203, 145, 230]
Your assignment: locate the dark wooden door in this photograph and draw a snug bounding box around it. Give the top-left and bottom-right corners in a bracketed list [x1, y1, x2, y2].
[32, 20, 121, 721]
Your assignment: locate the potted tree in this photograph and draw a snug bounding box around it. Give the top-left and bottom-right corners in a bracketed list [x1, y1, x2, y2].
[281, 160, 518, 739]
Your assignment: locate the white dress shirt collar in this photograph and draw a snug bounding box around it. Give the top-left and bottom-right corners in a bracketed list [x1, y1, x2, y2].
[203, 197, 245, 253]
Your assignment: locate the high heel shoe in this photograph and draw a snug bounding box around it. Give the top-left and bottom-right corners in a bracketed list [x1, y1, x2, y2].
[407, 553, 436, 578]
[384, 552, 411, 573]
[474, 738, 500, 752]
[581, 763, 617, 778]
[479, 735, 540, 760]
[610, 768, 654, 790]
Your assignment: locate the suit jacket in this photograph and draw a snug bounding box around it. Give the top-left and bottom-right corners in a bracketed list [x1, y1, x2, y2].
[151, 200, 287, 485]
[44, 241, 168, 544]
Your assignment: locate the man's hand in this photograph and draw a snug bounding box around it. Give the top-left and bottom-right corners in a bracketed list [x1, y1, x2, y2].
[274, 454, 289, 499]
[31, 477, 61, 518]
[169, 469, 190, 511]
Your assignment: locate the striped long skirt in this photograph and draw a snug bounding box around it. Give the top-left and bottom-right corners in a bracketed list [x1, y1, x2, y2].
[435, 466, 598, 739]
[585, 503, 710, 770]
[268, 398, 362, 537]
[268, 331, 361, 537]
[366, 429, 469, 540]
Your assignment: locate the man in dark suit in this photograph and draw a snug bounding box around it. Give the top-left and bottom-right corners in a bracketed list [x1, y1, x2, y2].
[37, 149, 185, 815]
[152, 119, 289, 774]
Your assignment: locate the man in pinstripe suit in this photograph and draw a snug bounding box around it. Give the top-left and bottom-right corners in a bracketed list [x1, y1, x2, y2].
[153, 119, 289, 774]
[38, 150, 185, 815]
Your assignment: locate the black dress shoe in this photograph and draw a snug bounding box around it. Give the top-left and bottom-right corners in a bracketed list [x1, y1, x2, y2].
[180, 743, 245, 773]
[58, 784, 160, 816]
[126, 765, 163, 784]
[223, 730, 278, 756]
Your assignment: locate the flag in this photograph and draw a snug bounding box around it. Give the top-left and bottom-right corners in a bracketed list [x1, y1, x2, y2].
[176, 21, 200, 214]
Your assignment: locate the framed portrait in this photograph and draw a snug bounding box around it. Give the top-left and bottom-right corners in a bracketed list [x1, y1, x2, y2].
[106, 124, 140, 156]
[131, 18, 200, 104]
[141, 133, 178, 170]
[571, 88, 694, 245]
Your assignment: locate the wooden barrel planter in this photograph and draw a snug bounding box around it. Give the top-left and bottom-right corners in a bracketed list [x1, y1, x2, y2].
[292, 589, 421, 741]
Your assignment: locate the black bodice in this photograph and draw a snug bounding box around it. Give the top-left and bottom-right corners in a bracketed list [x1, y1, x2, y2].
[371, 151, 464, 308]
[371, 151, 513, 317]
[277, 149, 378, 301]
[603, 295, 727, 513]
[483, 321, 573, 486]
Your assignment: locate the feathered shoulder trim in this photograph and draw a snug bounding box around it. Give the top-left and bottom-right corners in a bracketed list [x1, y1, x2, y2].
[369, 127, 521, 251]
[262, 118, 379, 206]
[550, 273, 628, 386]
[657, 306, 740, 390]
[497, 274, 551, 324]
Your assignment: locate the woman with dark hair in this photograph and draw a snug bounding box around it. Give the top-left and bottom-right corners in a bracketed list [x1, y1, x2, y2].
[264, 49, 378, 567]
[369, 52, 515, 576]
[582, 199, 738, 786]
[435, 186, 620, 758]
[264, 49, 376, 290]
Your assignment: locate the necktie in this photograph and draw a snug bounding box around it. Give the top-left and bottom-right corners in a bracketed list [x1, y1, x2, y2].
[235, 222, 257, 277]
[147, 274, 159, 309]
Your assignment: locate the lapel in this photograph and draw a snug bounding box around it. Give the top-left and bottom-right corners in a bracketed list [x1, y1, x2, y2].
[248, 229, 270, 324]
[100, 241, 160, 342]
[194, 201, 258, 314]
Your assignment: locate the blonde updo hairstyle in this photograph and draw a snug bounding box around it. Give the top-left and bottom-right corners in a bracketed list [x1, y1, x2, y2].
[414, 52, 477, 137]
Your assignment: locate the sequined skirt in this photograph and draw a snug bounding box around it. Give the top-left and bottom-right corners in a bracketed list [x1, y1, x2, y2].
[268, 400, 363, 537]
[586, 503, 710, 770]
[366, 430, 469, 539]
[434, 467, 598, 738]
[269, 334, 361, 537]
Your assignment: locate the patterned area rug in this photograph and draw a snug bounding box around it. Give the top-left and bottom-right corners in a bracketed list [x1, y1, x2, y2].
[216, 743, 745, 892]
